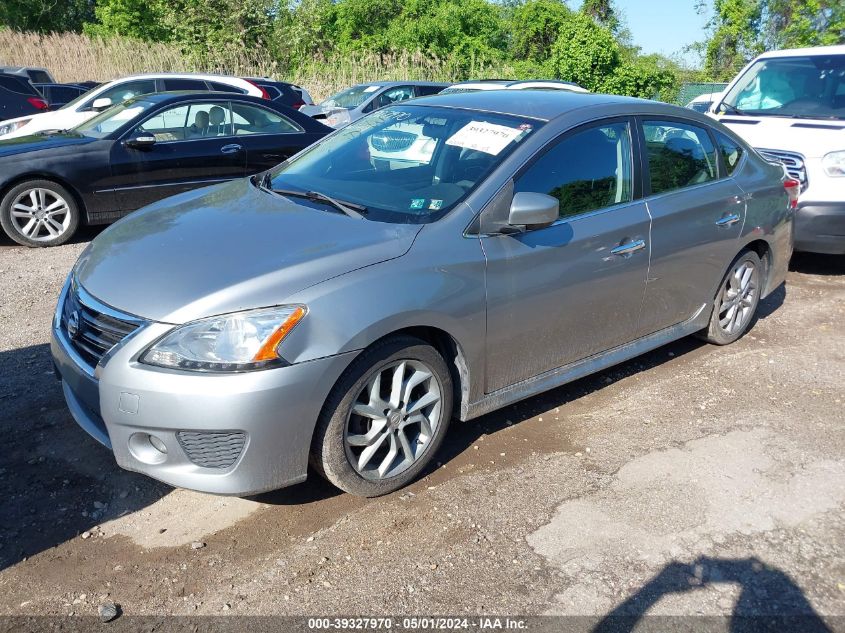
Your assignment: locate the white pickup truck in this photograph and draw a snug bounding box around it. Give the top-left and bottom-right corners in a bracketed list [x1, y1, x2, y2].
[709, 45, 845, 255]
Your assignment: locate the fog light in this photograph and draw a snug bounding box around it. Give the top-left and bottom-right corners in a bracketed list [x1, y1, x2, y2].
[148, 435, 167, 454]
[128, 432, 168, 465]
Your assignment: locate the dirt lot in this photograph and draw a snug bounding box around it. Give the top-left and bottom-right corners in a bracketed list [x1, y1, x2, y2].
[0, 228, 843, 629]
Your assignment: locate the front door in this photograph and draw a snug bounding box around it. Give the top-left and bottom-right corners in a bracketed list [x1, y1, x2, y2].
[110, 100, 247, 212]
[482, 119, 651, 393]
[637, 118, 746, 335]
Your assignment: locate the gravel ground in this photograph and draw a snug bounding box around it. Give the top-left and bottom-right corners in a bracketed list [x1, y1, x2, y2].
[0, 229, 843, 630]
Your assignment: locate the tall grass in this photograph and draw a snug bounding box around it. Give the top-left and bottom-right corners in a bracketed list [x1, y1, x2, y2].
[0, 30, 513, 100]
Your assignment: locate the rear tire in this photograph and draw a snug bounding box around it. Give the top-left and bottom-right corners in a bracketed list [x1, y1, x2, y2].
[311, 336, 453, 497]
[698, 250, 762, 345]
[0, 180, 79, 247]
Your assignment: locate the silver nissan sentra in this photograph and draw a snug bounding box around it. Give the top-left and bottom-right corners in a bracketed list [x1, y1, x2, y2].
[51, 91, 794, 497]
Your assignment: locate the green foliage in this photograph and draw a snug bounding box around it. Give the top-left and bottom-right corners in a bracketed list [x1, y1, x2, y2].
[603, 54, 681, 101]
[580, 0, 621, 34]
[700, 0, 845, 81]
[547, 12, 620, 89]
[508, 0, 572, 64]
[84, 0, 168, 41]
[0, 0, 94, 33]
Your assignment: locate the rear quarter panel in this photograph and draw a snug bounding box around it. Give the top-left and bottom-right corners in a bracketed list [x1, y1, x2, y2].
[735, 152, 793, 296]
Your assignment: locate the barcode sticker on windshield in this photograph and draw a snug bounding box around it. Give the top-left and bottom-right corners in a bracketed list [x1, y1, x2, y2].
[363, 85, 380, 93]
[446, 121, 524, 155]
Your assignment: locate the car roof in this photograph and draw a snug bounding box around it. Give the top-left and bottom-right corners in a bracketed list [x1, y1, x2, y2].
[128, 91, 267, 105]
[353, 81, 450, 88]
[410, 90, 650, 122]
[756, 45, 845, 59]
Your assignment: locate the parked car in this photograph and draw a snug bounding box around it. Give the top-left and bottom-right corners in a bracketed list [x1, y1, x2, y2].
[0, 92, 331, 246]
[709, 45, 845, 254]
[51, 91, 794, 498]
[0, 72, 48, 121]
[686, 91, 723, 113]
[244, 78, 315, 109]
[440, 79, 588, 94]
[0, 73, 267, 139]
[0, 66, 56, 84]
[33, 83, 91, 110]
[300, 81, 448, 127]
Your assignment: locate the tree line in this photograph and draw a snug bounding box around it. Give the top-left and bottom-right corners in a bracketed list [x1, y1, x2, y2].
[1, 0, 842, 98]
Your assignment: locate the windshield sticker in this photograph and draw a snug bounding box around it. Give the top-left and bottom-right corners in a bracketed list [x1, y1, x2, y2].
[428, 199, 443, 210]
[446, 121, 526, 155]
[410, 198, 426, 210]
[363, 85, 380, 93]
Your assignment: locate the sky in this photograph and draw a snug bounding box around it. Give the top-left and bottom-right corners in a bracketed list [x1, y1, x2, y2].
[568, 0, 711, 66]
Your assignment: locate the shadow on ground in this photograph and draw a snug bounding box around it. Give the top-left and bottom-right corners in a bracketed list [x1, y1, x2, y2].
[0, 343, 169, 572]
[592, 557, 833, 633]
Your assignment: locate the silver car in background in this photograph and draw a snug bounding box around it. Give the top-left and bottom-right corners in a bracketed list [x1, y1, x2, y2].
[299, 81, 448, 128]
[52, 91, 794, 497]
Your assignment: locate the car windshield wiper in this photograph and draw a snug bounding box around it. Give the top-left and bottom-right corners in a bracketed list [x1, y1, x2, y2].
[718, 102, 748, 116]
[254, 172, 366, 219]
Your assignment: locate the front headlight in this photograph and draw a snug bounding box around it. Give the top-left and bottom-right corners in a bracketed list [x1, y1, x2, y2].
[0, 118, 31, 137]
[822, 150, 845, 177]
[140, 305, 306, 372]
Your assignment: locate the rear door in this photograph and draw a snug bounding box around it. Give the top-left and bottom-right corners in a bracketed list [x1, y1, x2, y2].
[637, 117, 747, 335]
[482, 118, 652, 392]
[110, 100, 246, 212]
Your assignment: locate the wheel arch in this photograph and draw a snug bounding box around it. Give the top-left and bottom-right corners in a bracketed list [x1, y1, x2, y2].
[740, 237, 773, 295]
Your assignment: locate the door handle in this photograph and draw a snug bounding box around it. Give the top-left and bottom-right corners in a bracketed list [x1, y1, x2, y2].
[610, 239, 646, 256]
[220, 144, 243, 154]
[715, 213, 740, 227]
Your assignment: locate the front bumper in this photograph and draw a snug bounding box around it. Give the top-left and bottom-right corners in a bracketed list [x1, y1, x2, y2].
[51, 285, 357, 496]
[794, 202, 845, 255]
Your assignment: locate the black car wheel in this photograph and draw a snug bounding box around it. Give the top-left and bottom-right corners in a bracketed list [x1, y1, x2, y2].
[0, 180, 79, 247]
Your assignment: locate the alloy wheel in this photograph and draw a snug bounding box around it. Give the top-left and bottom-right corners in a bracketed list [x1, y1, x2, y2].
[9, 187, 72, 243]
[344, 359, 443, 481]
[718, 260, 759, 335]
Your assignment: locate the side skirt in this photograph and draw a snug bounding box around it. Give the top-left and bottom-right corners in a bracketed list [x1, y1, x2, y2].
[461, 304, 710, 421]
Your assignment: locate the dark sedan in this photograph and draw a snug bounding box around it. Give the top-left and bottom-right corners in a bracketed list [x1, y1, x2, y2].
[0, 92, 332, 246]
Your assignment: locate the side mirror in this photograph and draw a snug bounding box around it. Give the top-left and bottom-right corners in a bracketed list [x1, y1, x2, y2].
[507, 192, 559, 229]
[123, 135, 157, 149]
[91, 97, 112, 111]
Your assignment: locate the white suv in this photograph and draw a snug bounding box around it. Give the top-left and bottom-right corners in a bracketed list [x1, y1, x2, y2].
[0, 73, 265, 139]
[710, 45, 845, 254]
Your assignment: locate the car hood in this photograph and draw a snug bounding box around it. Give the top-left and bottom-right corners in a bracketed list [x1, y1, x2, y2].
[713, 113, 845, 158]
[0, 132, 95, 157]
[74, 179, 423, 324]
[0, 109, 93, 140]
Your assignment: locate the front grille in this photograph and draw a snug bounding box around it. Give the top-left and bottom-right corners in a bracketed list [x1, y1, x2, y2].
[756, 148, 808, 190]
[61, 281, 143, 368]
[177, 431, 246, 469]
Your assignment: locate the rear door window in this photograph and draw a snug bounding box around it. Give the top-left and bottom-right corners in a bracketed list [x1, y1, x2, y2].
[515, 120, 634, 219]
[208, 81, 243, 94]
[231, 103, 300, 135]
[163, 78, 209, 92]
[643, 120, 718, 194]
[714, 131, 744, 176]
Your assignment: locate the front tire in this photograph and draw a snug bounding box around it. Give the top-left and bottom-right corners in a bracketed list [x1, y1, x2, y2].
[699, 250, 762, 345]
[0, 180, 80, 247]
[311, 336, 453, 497]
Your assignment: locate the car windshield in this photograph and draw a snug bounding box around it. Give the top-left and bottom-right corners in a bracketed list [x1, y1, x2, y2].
[720, 54, 845, 119]
[74, 99, 157, 138]
[265, 104, 541, 223]
[321, 85, 380, 109]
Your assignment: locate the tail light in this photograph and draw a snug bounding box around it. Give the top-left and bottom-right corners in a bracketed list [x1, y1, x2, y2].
[27, 97, 48, 110]
[244, 80, 270, 100]
[783, 178, 800, 209]
[292, 99, 305, 110]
